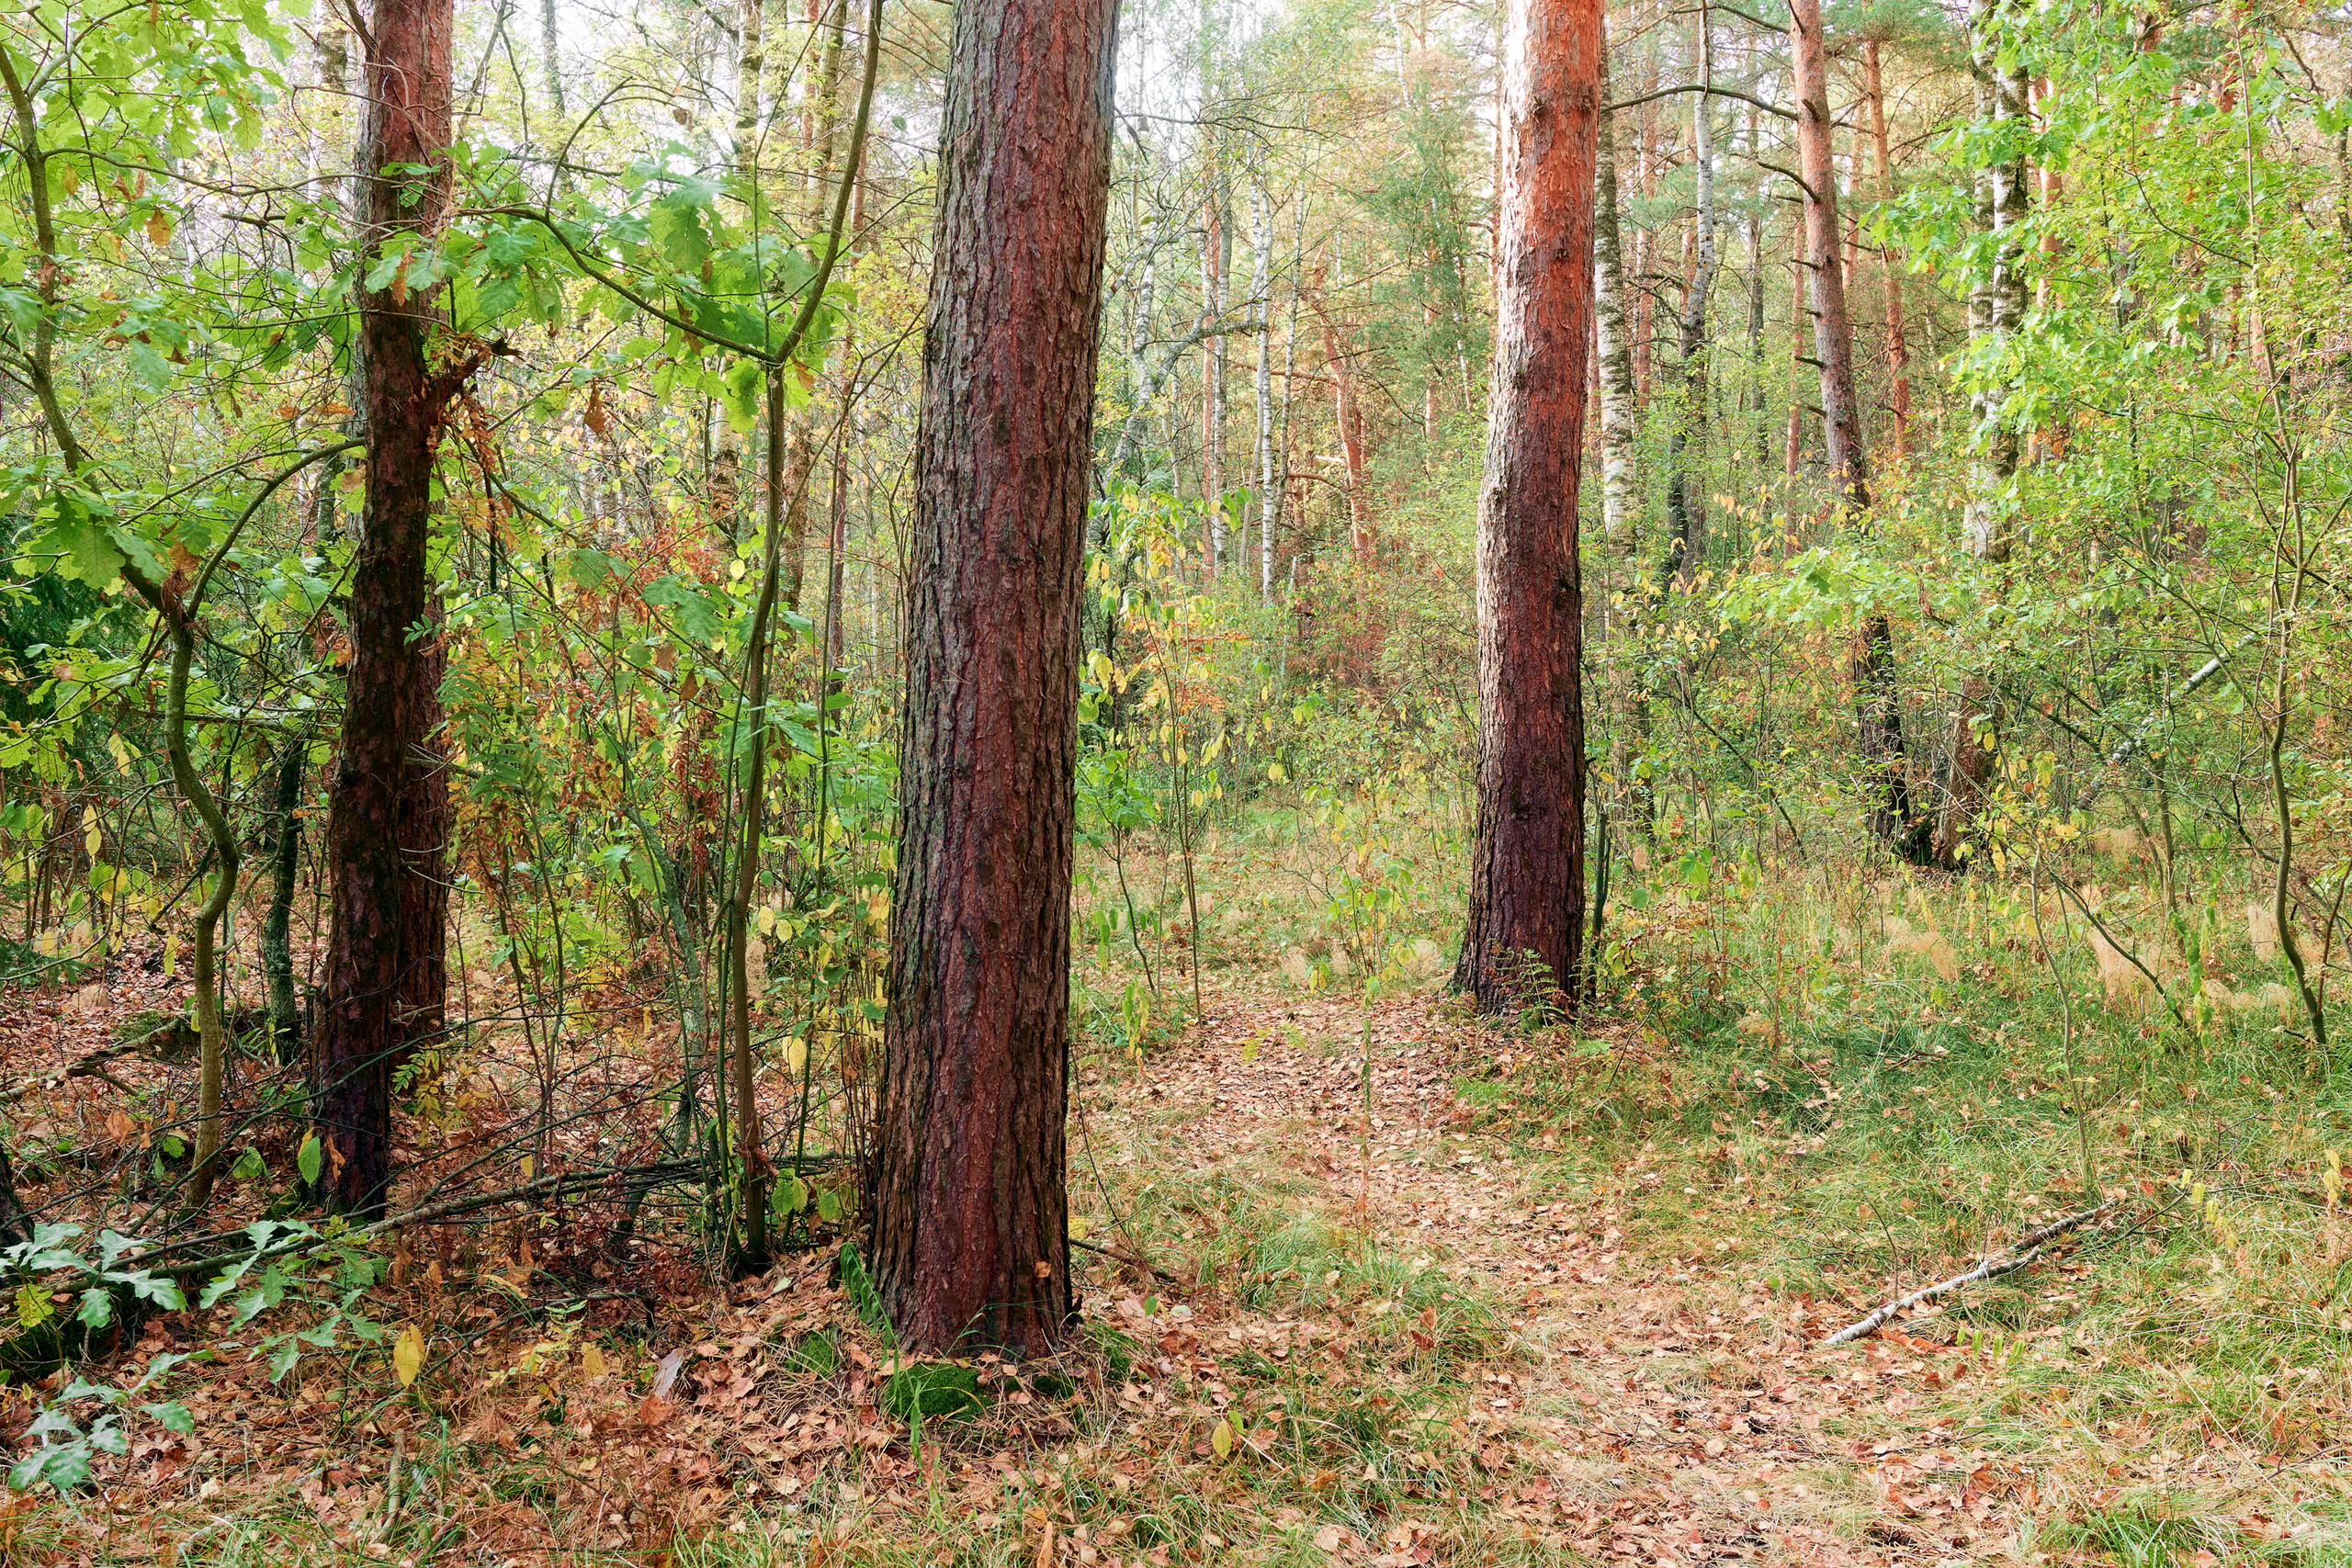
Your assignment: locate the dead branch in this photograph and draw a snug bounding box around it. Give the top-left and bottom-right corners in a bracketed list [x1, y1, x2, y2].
[1819, 1205, 2108, 1348]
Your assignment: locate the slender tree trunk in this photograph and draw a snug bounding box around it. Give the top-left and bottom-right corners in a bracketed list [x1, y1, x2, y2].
[1792, 0, 1866, 508]
[262, 738, 306, 1067]
[711, 0, 767, 527]
[1203, 186, 1227, 564]
[540, 0, 566, 116]
[722, 369, 791, 1272]
[1933, 0, 2030, 868]
[1962, 0, 2028, 563]
[1253, 187, 1275, 603]
[1661, 14, 1716, 585]
[313, 0, 472, 1215]
[1630, 34, 1657, 404]
[1783, 249, 1804, 492]
[1793, 0, 1924, 862]
[1309, 276, 1373, 561]
[1862, 39, 1911, 462]
[1593, 24, 1638, 554]
[1453, 0, 1600, 1013]
[873, 0, 1116, 1353]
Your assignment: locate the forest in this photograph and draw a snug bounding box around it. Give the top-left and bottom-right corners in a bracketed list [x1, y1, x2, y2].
[0, 0, 2344, 1558]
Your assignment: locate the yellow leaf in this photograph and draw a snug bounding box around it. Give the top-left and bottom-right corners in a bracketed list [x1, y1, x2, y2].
[786, 1036, 808, 1072]
[520, 1154, 536, 1182]
[392, 1323, 424, 1388]
[582, 1342, 609, 1380]
[144, 212, 172, 246]
[1210, 1417, 1233, 1461]
[1069, 1214, 1090, 1241]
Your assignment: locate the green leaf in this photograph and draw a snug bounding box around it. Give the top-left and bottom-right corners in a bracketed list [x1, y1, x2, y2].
[28, 515, 125, 588]
[296, 1133, 322, 1188]
[720, 358, 764, 434]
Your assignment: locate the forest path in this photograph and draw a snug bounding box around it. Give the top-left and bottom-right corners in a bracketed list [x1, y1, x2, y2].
[1082, 978, 2016, 1567]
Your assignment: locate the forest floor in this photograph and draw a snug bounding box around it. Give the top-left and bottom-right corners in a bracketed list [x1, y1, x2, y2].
[1053, 977, 2034, 1568]
[0, 965, 2118, 1566]
[9, 940, 2333, 1561]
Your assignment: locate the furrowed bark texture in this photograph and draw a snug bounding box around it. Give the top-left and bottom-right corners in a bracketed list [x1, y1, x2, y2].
[1453, 0, 1600, 1013]
[873, 0, 1117, 1353]
[312, 0, 460, 1216]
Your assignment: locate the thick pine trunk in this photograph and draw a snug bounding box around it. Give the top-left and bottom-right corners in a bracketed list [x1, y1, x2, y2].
[871, 0, 1116, 1354]
[1453, 0, 1600, 1013]
[311, 0, 464, 1215]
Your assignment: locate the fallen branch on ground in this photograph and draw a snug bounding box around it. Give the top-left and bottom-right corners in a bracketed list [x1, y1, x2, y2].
[1072, 1235, 1185, 1290]
[0, 1041, 144, 1105]
[1819, 1204, 2109, 1348]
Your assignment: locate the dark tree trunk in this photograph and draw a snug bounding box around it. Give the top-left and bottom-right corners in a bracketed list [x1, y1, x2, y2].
[1452, 0, 1601, 1013]
[261, 738, 305, 1067]
[311, 0, 472, 1215]
[871, 0, 1117, 1353]
[396, 630, 450, 1069]
[1853, 616, 1928, 861]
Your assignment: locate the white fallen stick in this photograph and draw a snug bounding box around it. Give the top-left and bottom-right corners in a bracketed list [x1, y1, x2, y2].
[1819, 1205, 2108, 1348]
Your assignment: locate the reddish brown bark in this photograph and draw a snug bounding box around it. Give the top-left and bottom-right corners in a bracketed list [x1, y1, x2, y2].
[1306, 276, 1373, 563]
[311, 0, 473, 1214]
[1791, 0, 1867, 510]
[1453, 0, 1600, 1012]
[871, 0, 1116, 1353]
[1862, 40, 1912, 462]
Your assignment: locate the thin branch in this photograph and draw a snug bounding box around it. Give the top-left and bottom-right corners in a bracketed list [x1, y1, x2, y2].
[1611, 82, 1796, 121]
[1820, 1206, 2109, 1347]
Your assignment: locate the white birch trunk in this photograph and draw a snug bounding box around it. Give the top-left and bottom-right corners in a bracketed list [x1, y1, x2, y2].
[1253, 187, 1275, 604]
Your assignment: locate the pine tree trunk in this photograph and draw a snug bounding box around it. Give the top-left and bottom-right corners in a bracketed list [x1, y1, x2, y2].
[872, 0, 1115, 1353]
[1791, 0, 1866, 509]
[1862, 39, 1912, 461]
[312, 0, 468, 1216]
[1453, 0, 1600, 1013]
